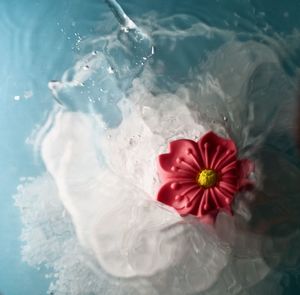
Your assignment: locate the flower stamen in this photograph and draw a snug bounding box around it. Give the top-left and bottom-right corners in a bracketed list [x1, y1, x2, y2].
[197, 169, 218, 188]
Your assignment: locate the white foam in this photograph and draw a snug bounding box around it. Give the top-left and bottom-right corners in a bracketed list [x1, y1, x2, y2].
[40, 97, 229, 289]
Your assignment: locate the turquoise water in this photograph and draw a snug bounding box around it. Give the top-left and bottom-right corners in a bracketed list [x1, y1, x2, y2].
[1, 0, 300, 294]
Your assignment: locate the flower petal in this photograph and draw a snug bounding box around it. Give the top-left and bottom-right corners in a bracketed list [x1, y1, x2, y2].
[214, 186, 233, 205]
[157, 181, 203, 216]
[197, 131, 237, 170]
[219, 160, 238, 174]
[210, 188, 233, 216]
[197, 188, 233, 224]
[158, 139, 202, 182]
[197, 190, 218, 222]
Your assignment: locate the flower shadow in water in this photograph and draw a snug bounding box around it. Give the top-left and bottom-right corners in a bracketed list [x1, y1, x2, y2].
[245, 144, 300, 272]
[236, 63, 300, 274]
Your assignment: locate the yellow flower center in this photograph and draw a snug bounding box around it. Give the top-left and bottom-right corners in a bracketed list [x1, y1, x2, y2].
[197, 169, 218, 188]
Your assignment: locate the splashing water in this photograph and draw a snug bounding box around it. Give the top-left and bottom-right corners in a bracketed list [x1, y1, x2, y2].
[14, 1, 300, 294]
[48, 0, 154, 127]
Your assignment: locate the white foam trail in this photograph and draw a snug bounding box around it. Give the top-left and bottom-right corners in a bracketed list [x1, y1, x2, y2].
[40, 100, 228, 288]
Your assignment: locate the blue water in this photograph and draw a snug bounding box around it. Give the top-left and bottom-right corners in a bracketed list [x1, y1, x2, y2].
[1, 0, 300, 294]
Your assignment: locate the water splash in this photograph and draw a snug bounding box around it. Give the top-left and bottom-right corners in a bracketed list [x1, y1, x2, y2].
[48, 0, 154, 126]
[105, 0, 139, 30]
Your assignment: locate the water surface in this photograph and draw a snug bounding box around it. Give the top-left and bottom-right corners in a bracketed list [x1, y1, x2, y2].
[1, 1, 300, 294]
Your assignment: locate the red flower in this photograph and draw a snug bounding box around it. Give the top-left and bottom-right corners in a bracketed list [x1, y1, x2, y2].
[156, 131, 253, 224]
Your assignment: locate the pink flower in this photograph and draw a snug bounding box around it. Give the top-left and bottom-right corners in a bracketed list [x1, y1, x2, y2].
[156, 131, 253, 224]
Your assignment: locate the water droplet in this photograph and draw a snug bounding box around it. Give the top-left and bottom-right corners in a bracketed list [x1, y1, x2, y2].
[48, 80, 61, 91]
[107, 66, 114, 74]
[151, 46, 155, 55]
[14, 95, 20, 101]
[83, 65, 89, 70]
[121, 26, 129, 33]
